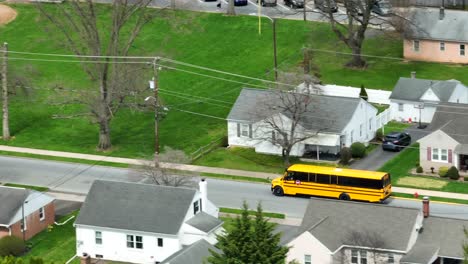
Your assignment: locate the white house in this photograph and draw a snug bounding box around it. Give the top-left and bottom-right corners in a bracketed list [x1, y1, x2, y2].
[227, 88, 378, 159]
[418, 103, 468, 173]
[75, 179, 223, 264]
[285, 198, 467, 264]
[389, 76, 468, 123]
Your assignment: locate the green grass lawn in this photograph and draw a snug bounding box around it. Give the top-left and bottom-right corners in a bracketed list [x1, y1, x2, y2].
[2, 4, 468, 161]
[3, 183, 49, 192]
[21, 212, 78, 264]
[382, 121, 412, 134]
[378, 143, 419, 183]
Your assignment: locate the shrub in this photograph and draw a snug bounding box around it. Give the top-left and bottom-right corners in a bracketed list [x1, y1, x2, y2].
[416, 166, 423, 173]
[464, 176, 468, 182]
[339, 147, 352, 165]
[446, 166, 460, 180]
[0, 236, 25, 257]
[375, 130, 383, 141]
[350, 142, 366, 158]
[415, 162, 420, 167]
[438, 166, 449, 177]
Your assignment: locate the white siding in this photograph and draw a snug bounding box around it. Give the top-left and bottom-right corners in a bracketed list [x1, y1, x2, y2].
[76, 226, 180, 264]
[342, 99, 378, 146]
[287, 232, 333, 264]
[448, 83, 468, 103]
[390, 101, 437, 123]
[338, 248, 404, 264]
[420, 88, 440, 102]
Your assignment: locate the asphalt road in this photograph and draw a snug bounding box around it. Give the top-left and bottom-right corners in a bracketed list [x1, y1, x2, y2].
[2, 155, 468, 219]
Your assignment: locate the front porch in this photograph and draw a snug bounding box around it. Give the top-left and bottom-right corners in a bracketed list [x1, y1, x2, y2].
[302, 144, 340, 161]
[458, 153, 468, 173]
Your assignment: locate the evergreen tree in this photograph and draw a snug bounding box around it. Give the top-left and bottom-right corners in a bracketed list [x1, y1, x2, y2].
[208, 202, 289, 264]
[359, 84, 368, 101]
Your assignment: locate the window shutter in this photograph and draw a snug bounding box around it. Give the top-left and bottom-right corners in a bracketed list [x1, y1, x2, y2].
[427, 147, 431, 161]
[237, 123, 240, 137]
[448, 149, 452, 163]
[249, 124, 253, 138]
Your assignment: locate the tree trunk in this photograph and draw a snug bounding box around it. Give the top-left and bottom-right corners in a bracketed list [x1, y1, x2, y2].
[227, 0, 236, 15]
[346, 45, 366, 68]
[171, 0, 176, 9]
[97, 118, 111, 150]
[1, 42, 10, 141]
[282, 148, 291, 168]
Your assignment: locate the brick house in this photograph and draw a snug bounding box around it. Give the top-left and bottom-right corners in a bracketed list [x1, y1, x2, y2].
[404, 7, 468, 64]
[0, 186, 55, 240]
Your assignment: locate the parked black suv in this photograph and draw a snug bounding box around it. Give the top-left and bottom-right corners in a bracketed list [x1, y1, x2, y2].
[314, 0, 338, 13]
[284, 0, 304, 8]
[382, 132, 411, 151]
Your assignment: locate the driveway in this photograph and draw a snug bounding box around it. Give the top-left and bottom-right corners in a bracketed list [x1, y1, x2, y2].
[351, 124, 432, 171]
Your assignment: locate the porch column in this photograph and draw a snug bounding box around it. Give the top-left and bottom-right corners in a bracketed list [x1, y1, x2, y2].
[316, 145, 320, 161]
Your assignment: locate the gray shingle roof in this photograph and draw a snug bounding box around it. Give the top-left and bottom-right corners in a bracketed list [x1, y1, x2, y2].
[186, 212, 223, 233]
[428, 103, 468, 144]
[0, 187, 29, 225]
[227, 88, 362, 133]
[300, 198, 420, 252]
[390, 77, 458, 102]
[408, 8, 468, 42]
[161, 239, 219, 264]
[401, 216, 468, 262]
[75, 180, 196, 235]
[400, 244, 439, 264]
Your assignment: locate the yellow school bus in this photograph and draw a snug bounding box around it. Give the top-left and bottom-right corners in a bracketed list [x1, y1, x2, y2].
[271, 164, 391, 203]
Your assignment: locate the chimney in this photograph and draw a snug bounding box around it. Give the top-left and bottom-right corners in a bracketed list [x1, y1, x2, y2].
[199, 178, 208, 211]
[422, 196, 430, 218]
[439, 6, 445, 20]
[80, 253, 91, 264]
[410, 71, 416, 78]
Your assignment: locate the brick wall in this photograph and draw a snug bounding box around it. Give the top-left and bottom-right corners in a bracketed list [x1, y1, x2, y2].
[10, 202, 55, 240]
[0, 227, 9, 239]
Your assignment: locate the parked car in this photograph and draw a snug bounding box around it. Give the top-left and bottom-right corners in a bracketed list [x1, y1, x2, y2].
[284, 0, 304, 8]
[382, 132, 411, 151]
[314, 0, 338, 12]
[372, 0, 392, 16]
[257, 0, 277, 6]
[228, 0, 248, 6]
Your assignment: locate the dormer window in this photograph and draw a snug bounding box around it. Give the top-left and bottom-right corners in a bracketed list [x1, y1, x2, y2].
[194, 200, 200, 215]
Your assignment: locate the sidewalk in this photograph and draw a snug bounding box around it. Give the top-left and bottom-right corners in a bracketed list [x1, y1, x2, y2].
[2, 145, 468, 201]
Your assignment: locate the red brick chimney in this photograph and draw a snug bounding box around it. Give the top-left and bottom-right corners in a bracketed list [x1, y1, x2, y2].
[80, 253, 91, 264]
[422, 196, 430, 218]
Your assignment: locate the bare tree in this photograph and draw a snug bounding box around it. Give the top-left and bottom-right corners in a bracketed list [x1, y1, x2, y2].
[338, 230, 387, 263]
[1, 42, 9, 140]
[227, 0, 236, 15]
[133, 147, 198, 188]
[37, 0, 161, 151]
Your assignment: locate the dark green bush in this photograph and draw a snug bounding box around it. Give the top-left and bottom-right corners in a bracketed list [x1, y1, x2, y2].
[0, 236, 25, 257]
[416, 166, 423, 173]
[350, 142, 366, 158]
[339, 147, 352, 165]
[447, 166, 460, 180]
[438, 166, 449, 177]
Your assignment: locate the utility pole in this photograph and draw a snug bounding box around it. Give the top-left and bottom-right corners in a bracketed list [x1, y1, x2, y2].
[2, 42, 10, 141]
[152, 57, 160, 164]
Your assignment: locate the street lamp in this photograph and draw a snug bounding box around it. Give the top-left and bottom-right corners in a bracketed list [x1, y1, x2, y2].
[250, 13, 278, 81]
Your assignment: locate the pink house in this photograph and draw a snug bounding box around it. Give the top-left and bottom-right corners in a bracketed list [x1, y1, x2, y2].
[403, 7, 468, 64]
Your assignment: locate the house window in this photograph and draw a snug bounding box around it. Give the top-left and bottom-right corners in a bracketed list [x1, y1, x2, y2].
[461, 44, 466, 56]
[95, 231, 102, 245]
[304, 254, 311, 264]
[351, 249, 358, 263]
[135, 236, 143, 249]
[241, 124, 249, 137]
[388, 254, 394, 263]
[127, 235, 134, 248]
[39, 207, 45, 221]
[158, 238, 163, 247]
[369, 118, 372, 130]
[360, 124, 363, 137]
[413, 40, 420, 52]
[194, 200, 200, 215]
[432, 148, 448, 162]
[360, 250, 367, 264]
[398, 103, 404, 112]
[440, 42, 445, 51]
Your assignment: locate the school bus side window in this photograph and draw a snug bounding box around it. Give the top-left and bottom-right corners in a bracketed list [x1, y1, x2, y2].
[296, 172, 309, 182]
[285, 172, 295, 181]
[316, 174, 330, 184]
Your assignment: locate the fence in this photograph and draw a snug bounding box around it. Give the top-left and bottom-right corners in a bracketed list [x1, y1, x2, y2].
[388, 0, 466, 7]
[375, 108, 392, 130]
[190, 137, 225, 161]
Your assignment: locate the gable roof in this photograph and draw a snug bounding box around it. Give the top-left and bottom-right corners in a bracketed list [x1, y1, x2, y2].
[408, 8, 468, 42]
[390, 77, 459, 102]
[161, 239, 219, 264]
[0, 187, 29, 225]
[300, 198, 420, 252]
[75, 180, 197, 235]
[401, 216, 468, 263]
[227, 88, 363, 133]
[186, 212, 223, 233]
[428, 103, 468, 144]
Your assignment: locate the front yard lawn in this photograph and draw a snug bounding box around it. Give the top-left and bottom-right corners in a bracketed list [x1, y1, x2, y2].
[382, 121, 412, 134]
[21, 212, 78, 264]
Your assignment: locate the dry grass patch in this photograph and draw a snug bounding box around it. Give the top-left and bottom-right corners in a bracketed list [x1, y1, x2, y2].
[397, 176, 448, 189]
[0, 4, 17, 25]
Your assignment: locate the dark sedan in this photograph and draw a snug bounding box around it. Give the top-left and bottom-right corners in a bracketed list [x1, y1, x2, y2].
[382, 132, 411, 151]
